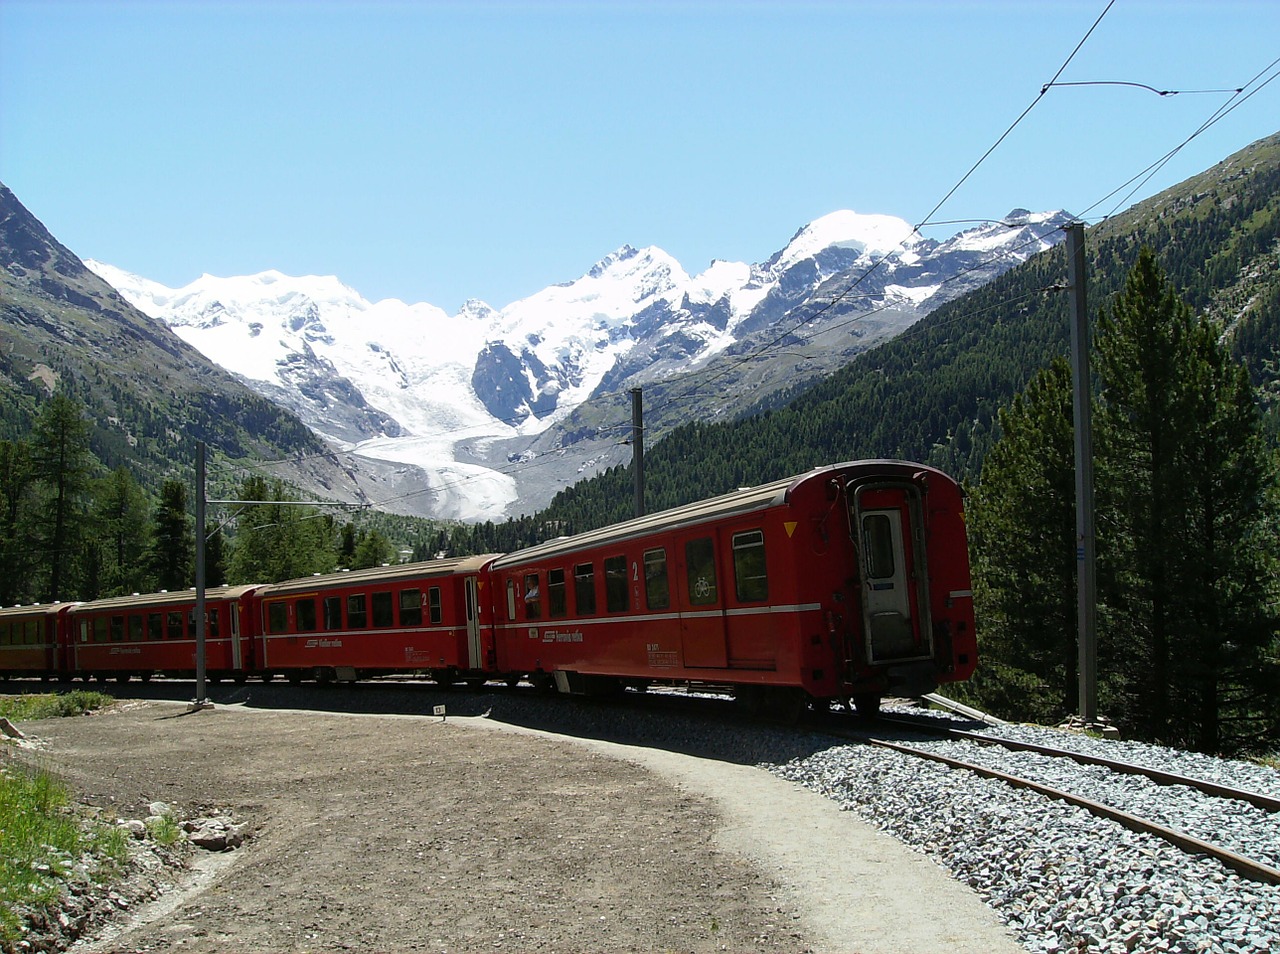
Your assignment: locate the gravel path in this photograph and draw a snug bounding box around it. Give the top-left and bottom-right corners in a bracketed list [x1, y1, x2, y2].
[12, 695, 1020, 954]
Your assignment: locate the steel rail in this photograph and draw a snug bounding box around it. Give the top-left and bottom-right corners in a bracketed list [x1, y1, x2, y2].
[874, 713, 1280, 814]
[869, 737, 1280, 887]
[945, 728, 1280, 814]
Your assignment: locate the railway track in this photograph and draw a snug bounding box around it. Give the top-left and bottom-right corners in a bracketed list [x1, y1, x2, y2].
[827, 711, 1280, 886]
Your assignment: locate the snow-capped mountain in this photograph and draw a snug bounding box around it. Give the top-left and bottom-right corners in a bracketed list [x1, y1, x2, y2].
[86, 208, 1070, 521]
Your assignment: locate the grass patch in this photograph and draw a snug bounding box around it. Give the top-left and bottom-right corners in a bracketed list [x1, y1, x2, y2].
[0, 691, 113, 723]
[0, 692, 123, 943]
[144, 814, 183, 848]
[0, 764, 83, 941]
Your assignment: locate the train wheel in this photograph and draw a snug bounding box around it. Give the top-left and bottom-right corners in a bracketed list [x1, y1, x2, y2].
[505, 675, 522, 689]
[734, 685, 765, 715]
[261, 672, 275, 683]
[853, 693, 881, 718]
[763, 688, 807, 722]
[115, 673, 131, 684]
[287, 671, 302, 685]
[140, 673, 152, 684]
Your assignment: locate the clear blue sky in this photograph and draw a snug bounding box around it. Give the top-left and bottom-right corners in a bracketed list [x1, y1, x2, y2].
[2, 1, 1278, 311]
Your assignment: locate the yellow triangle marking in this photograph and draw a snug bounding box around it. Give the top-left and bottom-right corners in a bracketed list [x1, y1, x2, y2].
[784, 521, 798, 538]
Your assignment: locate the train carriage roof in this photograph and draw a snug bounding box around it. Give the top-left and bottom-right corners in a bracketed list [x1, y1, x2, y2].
[493, 459, 936, 568]
[260, 553, 501, 597]
[0, 602, 77, 620]
[69, 585, 261, 614]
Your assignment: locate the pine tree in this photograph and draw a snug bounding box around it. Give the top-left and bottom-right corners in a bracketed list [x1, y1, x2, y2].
[29, 392, 93, 602]
[1096, 249, 1279, 751]
[966, 359, 1079, 722]
[0, 439, 35, 605]
[150, 479, 194, 591]
[94, 466, 151, 597]
[225, 478, 337, 583]
[350, 528, 394, 569]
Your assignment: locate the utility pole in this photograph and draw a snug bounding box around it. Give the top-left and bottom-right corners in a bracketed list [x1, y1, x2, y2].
[193, 440, 210, 709]
[1065, 222, 1098, 723]
[631, 387, 645, 519]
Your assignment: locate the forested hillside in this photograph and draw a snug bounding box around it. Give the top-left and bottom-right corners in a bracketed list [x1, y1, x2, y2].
[482, 131, 1280, 543]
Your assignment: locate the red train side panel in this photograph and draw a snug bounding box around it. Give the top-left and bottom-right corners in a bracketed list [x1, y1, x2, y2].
[488, 460, 976, 704]
[254, 556, 499, 681]
[66, 586, 260, 680]
[0, 603, 70, 679]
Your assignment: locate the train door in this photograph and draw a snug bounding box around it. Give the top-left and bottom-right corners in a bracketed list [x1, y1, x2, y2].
[229, 601, 244, 672]
[464, 576, 483, 669]
[853, 484, 932, 663]
[677, 532, 728, 668]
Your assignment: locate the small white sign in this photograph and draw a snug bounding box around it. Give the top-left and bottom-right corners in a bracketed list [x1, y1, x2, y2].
[433, 705, 447, 717]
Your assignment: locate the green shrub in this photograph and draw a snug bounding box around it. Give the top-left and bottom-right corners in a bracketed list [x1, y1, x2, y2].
[0, 691, 113, 723]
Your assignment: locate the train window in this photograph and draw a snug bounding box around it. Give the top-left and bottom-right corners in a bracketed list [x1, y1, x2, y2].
[548, 568, 567, 618]
[23, 620, 36, 644]
[372, 591, 394, 627]
[268, 602, 288, 634]
[685, 538, 718, 606]
[523, 573, 541, 620]
[732, 530, 768, 603]
[604, 555, 629, 613]
[208, 608, 221, 639]
[347, 594, 367, 629]
[506, 580, 517, 620]
[110, 615, 125, 642]
[644, 549, 669, 610]
[127, 616, 143, 642]
[400, 589, 422, 626]
[94, 616, 109, 643]
[863, 514, 896, 579]
[167, 612, 184, 639]
[574, 563, 596, 615]
[296, 599, 318, 632]
[0, 622, 8, 645]
[428, 586, 443, 624]
[324, 596, 342, 630]
[148, 613, 163, 641]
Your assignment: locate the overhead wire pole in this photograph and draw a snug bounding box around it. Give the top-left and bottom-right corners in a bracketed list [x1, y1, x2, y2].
[193, 441, 210, 709]
[631, 387, 645, 519]
[1065, 222, 1098, 723]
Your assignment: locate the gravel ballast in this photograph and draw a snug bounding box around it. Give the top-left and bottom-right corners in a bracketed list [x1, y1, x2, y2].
[771, 708, 1280, 954]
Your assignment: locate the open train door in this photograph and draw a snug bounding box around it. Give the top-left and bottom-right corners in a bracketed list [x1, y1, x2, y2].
[852, 482, 933, 665]
[464, 576, 483, 670]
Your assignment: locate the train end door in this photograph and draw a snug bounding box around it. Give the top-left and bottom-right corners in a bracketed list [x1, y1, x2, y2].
[853, 484, 932, 665]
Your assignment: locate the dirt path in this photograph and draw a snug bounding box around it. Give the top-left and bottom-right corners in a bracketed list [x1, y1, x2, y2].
[15, 700, 1021, 954]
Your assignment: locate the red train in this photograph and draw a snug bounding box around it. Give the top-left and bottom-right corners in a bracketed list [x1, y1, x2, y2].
[0, 461, 977, 713]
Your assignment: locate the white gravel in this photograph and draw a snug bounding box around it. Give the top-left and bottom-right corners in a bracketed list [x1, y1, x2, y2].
[769, 704, 1280, 954]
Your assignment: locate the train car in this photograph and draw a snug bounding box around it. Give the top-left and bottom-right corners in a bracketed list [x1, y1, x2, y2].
[65, 586, 261, 682]
[254, 555, 500, 684]
[0, 603, 74, 681]
[489, 460, 976, 713]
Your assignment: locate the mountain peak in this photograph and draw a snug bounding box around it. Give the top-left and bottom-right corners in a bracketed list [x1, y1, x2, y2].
[588, 244, 642, 278]
[769, 210, 917, 274]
